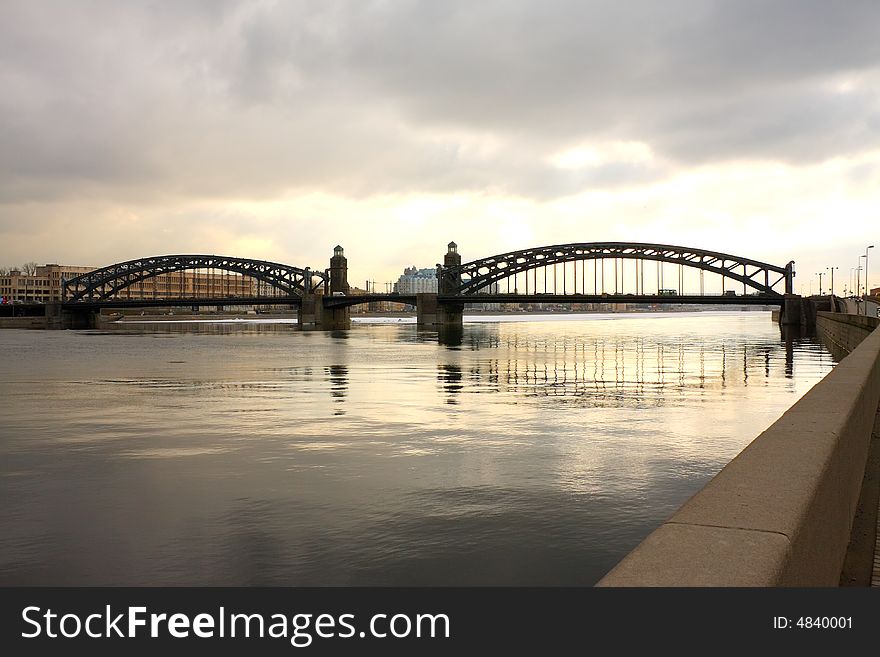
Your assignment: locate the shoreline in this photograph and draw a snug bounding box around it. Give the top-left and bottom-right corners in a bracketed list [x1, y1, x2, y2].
[109, 307, 774, 324]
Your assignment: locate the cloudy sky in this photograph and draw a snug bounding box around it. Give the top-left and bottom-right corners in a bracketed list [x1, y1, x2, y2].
[2, 0, 879, 294]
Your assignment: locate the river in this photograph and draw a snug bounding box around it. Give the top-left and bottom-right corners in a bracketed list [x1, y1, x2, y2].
[0, 311, 834, 585]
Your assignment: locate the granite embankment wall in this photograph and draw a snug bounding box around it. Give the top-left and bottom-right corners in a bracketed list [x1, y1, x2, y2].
[598, 312, 880, 586]
[0, 317, 47, 329]
[817, 312, 880, 358]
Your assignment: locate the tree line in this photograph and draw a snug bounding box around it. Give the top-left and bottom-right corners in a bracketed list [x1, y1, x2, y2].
[0, 263, 39, 276]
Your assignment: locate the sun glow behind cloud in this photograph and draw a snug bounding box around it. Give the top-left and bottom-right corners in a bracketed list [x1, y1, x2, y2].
[549, 141, 655, 170]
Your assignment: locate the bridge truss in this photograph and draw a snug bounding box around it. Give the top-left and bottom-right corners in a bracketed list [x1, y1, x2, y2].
[442, 242, 793, 297]
[63, 255, 328, 302]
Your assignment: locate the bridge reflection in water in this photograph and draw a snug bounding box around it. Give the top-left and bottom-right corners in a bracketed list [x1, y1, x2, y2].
[435, 322, 824, 408]
[101, 315, 819, 413]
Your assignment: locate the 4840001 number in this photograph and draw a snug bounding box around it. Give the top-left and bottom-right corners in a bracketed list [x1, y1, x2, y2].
[773, 617, 852, 630]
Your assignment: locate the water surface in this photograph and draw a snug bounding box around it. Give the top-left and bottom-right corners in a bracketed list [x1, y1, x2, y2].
[0, 312, 834, 585]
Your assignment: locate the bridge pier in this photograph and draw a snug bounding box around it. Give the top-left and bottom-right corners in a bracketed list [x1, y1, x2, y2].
[780, 294, 802, 327]
[780, 294, 817, 332]
[297, 294, 323, 328]
[320, 304, 350, 330]
[299, 293, 350, 330]
[416, 293, 437, 326]
[416, 293, 463, 329]
[46, 302, 97, 329]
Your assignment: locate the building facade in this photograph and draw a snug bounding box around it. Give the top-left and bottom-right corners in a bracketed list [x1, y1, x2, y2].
[392, 266, 502, 310]
[1, 263, 256, 303]
[102, 269, 255, 300]
[393, 266, 439, 295]
[1, 264, 95, 303]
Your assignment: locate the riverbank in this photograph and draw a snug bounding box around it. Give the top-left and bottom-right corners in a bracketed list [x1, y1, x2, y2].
[110, 306, 772, 322]
[0, 304, 776, 329]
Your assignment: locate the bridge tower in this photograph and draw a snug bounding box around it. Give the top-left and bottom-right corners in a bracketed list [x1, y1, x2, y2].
[298, 246, 351, 330]
[440, 241, 462, 293]
[417, 241, 464, 332]
[324, 245, 351, 329]
[330, 245, 350, 294]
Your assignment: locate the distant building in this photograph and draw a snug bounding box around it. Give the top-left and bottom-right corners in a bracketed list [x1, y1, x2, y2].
[94, 269, 254, 300]
[0, 263, 254, 303]
[871, 286, 879, 298]
[392, 265, 502, 311]
[393, 266, 438, 295]
[0, 264, 94, 303]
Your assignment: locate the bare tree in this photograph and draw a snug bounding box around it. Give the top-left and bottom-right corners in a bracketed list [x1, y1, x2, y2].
[21, 262, 38, 302]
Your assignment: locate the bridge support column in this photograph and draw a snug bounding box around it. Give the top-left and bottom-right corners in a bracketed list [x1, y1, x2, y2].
[46, 303, 97, 330]
[298, 294, 323, 328]
[416, 293, 463, 329]
[322, 306, 350, 330]
[439, 301, 464, 329]
[299, 294, 350, 330]
[780, 294, 802, 327]
[46, 302, 64, 330]
[780, 294, 817, 332]
[416, 293, 439, 326]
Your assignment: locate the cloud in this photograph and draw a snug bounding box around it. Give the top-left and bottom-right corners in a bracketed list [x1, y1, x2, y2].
[3, 0, 880, 208]
[0, 1, 878, 289]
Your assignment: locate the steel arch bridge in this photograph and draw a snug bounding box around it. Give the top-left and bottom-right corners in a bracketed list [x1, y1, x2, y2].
[442, 242, 794, 296]
[62, 254, 328, 302]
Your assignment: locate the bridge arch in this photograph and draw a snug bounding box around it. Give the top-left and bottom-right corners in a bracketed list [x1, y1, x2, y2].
[62, 254, 327, 302]
[442, 242, 793, 296]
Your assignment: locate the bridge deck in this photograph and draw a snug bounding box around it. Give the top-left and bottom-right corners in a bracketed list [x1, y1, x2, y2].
[61, 295, 304, 310]
[303, 292, 785, 309]
[439, 293, 785, 306]
[322, 294, 417, 308]
[37, 291, 787, 311]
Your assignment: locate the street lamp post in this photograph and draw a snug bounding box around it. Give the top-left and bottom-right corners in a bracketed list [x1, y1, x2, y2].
[827, 266, 838, 297]
[856, 264, 863, 314]
[816, 272, 824, 296]
[865, 245, 875, 315]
